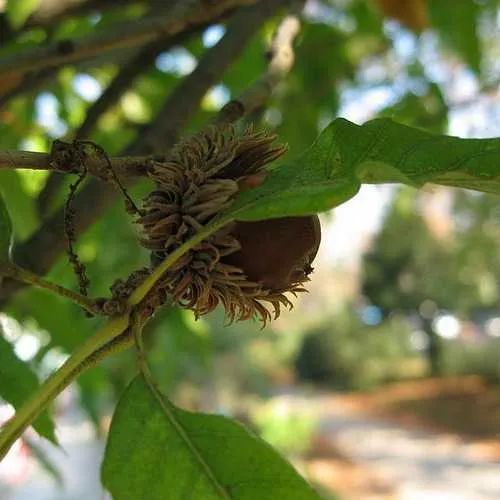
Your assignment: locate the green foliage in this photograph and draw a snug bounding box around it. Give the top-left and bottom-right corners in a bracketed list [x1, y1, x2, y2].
[295, 310, 418, 390]
[429, 1, 481, 73]
[362, 188, 450, 313]
[442, 338, 500, 383]
[377, 83, 448, 134]
[253, 401, 318, 456]
[102, 376, 320, 499]
[0, 324, 56, 443]
[0, 171, 38, 240]
[5, 0, 41, 29]
[362, 188, 500, 316]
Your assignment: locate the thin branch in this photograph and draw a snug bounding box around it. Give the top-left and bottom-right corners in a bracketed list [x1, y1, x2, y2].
[0, 0, 258, 78]
[74, 18, 217, 141]
[0, 262, 102, 315]
[0, 0, 286, 307]
[0, 0, 140, 43]
[217, 2, 304, 124]
[0, 0, 246, 111]
[0, 150, 149, 181]
[0, 0, 288, 182]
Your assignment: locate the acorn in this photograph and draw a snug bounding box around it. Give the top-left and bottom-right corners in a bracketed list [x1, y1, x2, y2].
[137, 124, 321, 324]
[224, 216, 320, 291]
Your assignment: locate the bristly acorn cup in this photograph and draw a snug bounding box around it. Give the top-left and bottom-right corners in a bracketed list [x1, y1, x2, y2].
[137, 124, 321, 325]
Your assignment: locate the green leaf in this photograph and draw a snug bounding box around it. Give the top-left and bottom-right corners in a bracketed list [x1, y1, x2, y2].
[0, 326, 57, 444]
[5, 0, 42, 29]
[0, 171, 39, 240]
[0, 193, 13, 264]
[377, 83, 448, 134]
[8, 287, 91, 351]
[342, 118, 500, 193]
[225, 125, 361, 221]
[429, 1, 481, 74]
[224, 118, 500, 222]
[101, 376, 319, 500]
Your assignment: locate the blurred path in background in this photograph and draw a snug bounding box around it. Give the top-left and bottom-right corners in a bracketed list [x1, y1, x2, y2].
[291, 389, 500, 500]
[1, 389, 107, 500]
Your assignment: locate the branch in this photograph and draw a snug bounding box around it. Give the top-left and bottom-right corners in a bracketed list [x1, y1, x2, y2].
[0, 150, 149, 181]
[126, 0, 286, 155]
[74, 18, 217, 141]
[0, 0, 286, 306]
[0, 0, 140, 41]
[0, 262, 102, 316]
[0, 0, 258, 79]
[0, 0, 288, 178]
[217, 2, 304, 123]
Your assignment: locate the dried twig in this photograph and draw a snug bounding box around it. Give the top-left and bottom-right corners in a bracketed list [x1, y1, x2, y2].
[0, 149, 149, 181]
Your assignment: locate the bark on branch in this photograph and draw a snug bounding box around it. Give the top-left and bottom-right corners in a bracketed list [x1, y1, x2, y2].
[0, 149, 150, 181]
[217, 2, 304, 123]
[0, 0, 258, 78]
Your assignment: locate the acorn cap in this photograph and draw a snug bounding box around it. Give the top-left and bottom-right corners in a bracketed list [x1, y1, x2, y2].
[137, 124, 321, 325]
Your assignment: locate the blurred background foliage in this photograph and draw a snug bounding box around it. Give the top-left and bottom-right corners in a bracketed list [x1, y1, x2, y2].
[1, 0, 500, 495]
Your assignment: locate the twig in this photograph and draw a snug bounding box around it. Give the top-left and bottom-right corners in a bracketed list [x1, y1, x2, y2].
[0, 149, 149, 180]
[0, 2, 225, 112]
[64, 163, 90, 297]
[217, 2, 305, 124]
[0, 0, 258, 78]
[11, 1, 241, 216]
[0, 262, 101, 316]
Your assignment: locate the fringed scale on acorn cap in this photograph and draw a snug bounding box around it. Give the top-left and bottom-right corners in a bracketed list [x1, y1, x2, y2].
[137, 124, 320, 325]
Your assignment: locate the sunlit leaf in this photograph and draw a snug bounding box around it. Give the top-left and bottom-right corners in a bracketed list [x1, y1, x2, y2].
[0, 171, 39, 240]
[5, 0, 41, 29]
[223, 118, 500, 222]
[429, 1, 481, 74]
[102, 375, 319, 499]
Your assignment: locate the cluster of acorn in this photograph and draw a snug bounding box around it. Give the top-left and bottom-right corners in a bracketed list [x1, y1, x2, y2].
[136, 124, 321, 324]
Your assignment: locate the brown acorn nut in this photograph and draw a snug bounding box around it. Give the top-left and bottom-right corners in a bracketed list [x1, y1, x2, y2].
[137, 124, 321, 324]
[230, 172, 321, 290]
[223, 216, 321, 291]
